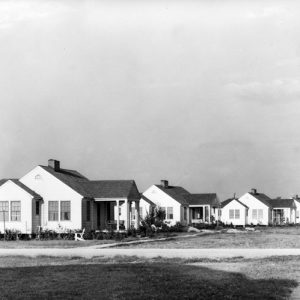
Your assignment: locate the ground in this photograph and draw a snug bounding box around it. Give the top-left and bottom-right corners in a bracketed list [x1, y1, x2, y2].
[0, 255, 298, 299]
[115, 226, 300, 249]
[1, 226, 300, 249]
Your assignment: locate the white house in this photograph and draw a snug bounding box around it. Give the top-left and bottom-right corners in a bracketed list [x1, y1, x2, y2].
[238, 189, 272, 225]
[295, 197, 300, 224]
[184, 193, 220, 224]
[139, 180, 190, 226]
[270, 198, 297, 224]
[220, 198, 248, 226]
[0, 179, 42, 234]
[0, 159, 140, 234]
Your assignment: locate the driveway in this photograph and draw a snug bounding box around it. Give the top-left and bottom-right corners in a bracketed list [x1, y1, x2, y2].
[0, 248, 300, 259]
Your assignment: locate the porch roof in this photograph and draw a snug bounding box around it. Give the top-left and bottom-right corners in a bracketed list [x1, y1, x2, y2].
[270, 198, 296, 208]
[184, 193, 219, 206]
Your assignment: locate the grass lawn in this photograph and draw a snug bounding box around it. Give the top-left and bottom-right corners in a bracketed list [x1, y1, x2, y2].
[0, 255, 298, 299]
[118, 226, 300, 249]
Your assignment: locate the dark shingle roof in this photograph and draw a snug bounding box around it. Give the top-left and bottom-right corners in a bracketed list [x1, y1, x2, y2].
[41, 165, 140, 199]
[184, 193, 219, 206]
[0, 179, 42, 199]
[221, 198, 249, 209]
[40, 165, 90, 196]
[250, 193, 273, 207]
[81, 180, 140, 199]
[270, 198, 296, 208]
[155, 185, 190, 205]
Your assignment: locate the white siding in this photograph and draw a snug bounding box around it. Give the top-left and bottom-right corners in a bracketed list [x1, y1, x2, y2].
[141, 185, 183, 225]
[20, 166, 83, 231]
[0, 180, 33, 234]
[221, 200, 247, 226]
[238, 193, 270, 225]
[295, 200, 300, 224]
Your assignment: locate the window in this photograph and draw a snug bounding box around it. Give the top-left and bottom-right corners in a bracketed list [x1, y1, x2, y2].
[161, 207, 166, 219]
[167, 207, 173, 219]
[131, 207, 135, 220]
[252, 209, 263, 220]
[36, 201, 40, 215]
[235, 209, 240, 219]
[11, 201, 21, 221]
[48, 201, 58, 221]
[229, 209, 234, 219]
[229, 209, 240, 219]
[252, 209, 258, 220]
[139, 207, 143, 219]
[61, 201, 71, 221]
[0, 201, 9, 221]
[184, 207, 187, 221]
[35, 174, 41, 180]
[86, 201, 91, 221]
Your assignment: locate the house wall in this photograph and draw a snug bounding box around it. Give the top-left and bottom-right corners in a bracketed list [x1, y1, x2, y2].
[238, 193, 270, 225]
[295, 200, 300, 224]
[0, 181, 33, 234]
[142, 185, 183, 226]
[221, 200, 246, 226]
[20, 166, 83, 230]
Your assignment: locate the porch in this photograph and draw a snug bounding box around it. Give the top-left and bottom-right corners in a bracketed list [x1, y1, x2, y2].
[272, 208, 295, 225]
[94, 198, 140, 231]
[189, 205, 211, 224]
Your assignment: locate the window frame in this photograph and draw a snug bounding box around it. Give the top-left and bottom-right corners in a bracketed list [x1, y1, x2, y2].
[60, 201, 71, 221]
[167, 207, 173, 220]
[48, 201, 59, 221]
[11, 201, 21, 222]
[0, 201, 9, 222]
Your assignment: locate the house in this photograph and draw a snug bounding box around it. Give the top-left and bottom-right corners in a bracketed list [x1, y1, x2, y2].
[139, 180, 190, 226]
[183, 193, 220, 224]
[238, 189, 272, 225]
[270, 198, 297, 224]
[221, 189, 297, 226]
[220, 197, 248, 226]
[0, 159, 140, 234]
[295, 196, 300, 224]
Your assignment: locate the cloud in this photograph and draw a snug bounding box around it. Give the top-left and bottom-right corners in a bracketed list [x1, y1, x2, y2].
[225, 78, 300, 104]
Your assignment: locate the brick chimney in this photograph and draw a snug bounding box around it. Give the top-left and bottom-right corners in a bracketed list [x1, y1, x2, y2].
[251, 188, 257, 195]
[161, 180, 169, 188]
[48, 159, 60, 171]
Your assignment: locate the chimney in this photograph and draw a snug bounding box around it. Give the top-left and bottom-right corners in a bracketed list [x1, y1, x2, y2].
[251, 188, 257, 195]
[161, 180, 169, 188]
[48, 159, 60, 171]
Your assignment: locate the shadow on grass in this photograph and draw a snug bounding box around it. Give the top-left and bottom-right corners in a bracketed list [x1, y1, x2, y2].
[0, 263, 297, 299]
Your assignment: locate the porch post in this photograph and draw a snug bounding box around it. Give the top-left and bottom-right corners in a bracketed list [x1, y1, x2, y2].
[135, 200, 140, 229]
[208, 206, 211, 223]
[203, 206, 205, 223]
[124, 199, 129, 230]
[116, 200, 120, 231]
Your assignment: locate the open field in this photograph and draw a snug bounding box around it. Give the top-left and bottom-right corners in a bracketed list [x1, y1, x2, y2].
[0, 255, 298, 299]
[116, 226, 300, 249]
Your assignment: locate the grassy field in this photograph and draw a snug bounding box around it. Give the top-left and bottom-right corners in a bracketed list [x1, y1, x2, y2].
[118, 226, 300, 249]
[0, 255, 298, 299]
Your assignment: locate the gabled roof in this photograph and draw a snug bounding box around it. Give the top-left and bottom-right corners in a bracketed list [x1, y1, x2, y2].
[270, 198, 296, 208]
[0, 179, 42, 199]
[184, 193, 219, 206]
[39, 165, 90, 197]
[81, 180, 140, 199]
[141, 194, 156, 206]
[155, 185, 190, 205]
[248, 192, 273, 208]
[221, 198, 249, 209]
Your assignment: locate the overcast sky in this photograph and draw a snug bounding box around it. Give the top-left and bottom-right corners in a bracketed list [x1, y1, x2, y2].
[1, 0, 300, 199]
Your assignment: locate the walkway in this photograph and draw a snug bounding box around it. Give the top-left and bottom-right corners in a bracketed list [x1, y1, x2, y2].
[0, 248, 300, 259]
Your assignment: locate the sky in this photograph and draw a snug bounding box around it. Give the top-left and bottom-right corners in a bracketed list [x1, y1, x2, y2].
[1, 0, 300, 200]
